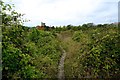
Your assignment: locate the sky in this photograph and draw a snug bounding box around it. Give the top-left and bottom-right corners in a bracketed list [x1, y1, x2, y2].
[4, 0, 119, 27]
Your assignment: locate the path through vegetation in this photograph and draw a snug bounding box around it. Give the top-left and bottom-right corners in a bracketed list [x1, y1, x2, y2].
[57, 30, 82, 78]
[58, 45, 66, 80]
[57, 31, 72, 79]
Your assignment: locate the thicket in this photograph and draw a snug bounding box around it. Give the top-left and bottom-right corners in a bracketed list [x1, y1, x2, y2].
[1, 1, 61, 79]
[1, 0, 120, 79]
[71, 26, 120, 78]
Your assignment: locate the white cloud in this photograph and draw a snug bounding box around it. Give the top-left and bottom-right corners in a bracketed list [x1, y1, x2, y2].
[4, 0, 119, 26]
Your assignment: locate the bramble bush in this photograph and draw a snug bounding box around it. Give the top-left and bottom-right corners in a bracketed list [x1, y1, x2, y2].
[2, 1, 61, 79]
[72, 26, 120, 78]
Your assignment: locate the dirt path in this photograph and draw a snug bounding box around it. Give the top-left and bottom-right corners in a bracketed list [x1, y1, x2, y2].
[57, 31, 73, 79]
[58, 45, 66, 80]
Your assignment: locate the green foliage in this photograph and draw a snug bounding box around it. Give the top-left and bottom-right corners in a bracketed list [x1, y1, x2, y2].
[2, 0, 120, 79]
[72, 26, 120, 78]
[72, 31, 83, 42]
[2, 25, 61, 79]
[2, 1, 61, 79]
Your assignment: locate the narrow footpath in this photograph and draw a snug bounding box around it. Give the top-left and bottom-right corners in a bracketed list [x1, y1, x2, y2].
[57, 31, 73, 80]
[58, 45, 66, 80]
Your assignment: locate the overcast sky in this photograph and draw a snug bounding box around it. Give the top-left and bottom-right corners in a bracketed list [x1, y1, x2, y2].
[4, 0, 119, 27]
